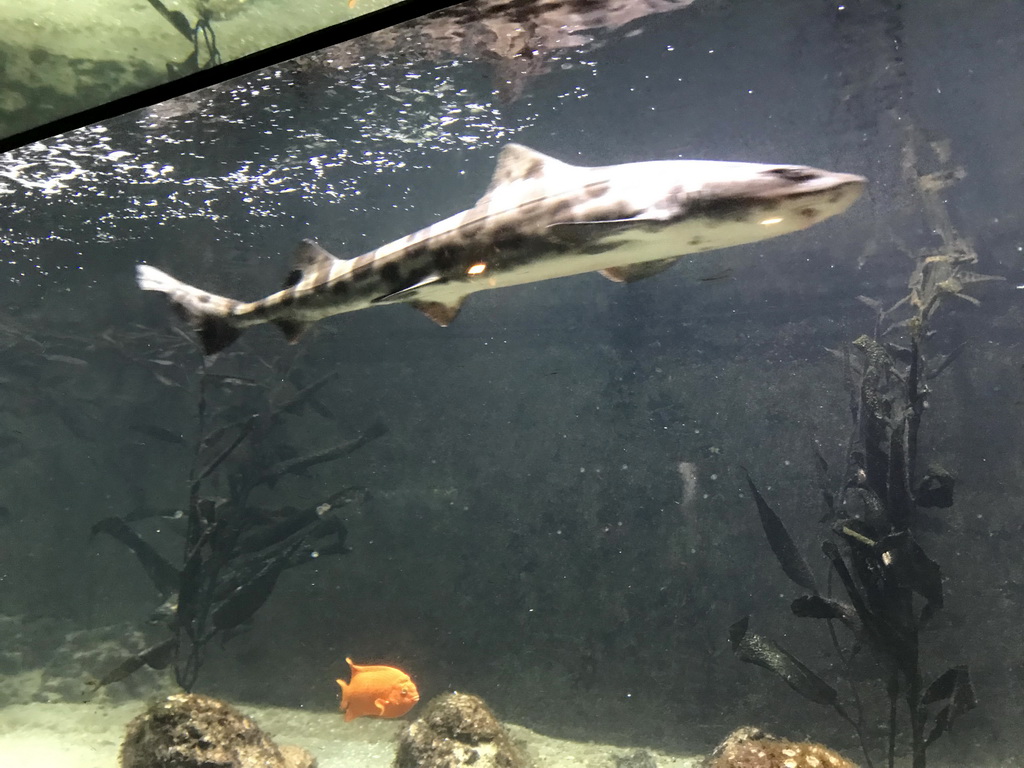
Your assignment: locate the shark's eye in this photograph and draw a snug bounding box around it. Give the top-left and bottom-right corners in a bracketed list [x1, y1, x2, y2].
[766, 167, 820, 183]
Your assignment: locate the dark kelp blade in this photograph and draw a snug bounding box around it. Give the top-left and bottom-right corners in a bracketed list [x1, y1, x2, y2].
[93, 636, 176, 688]
[744, 472, 818, 593]
[916, 465, 956, 508]
[729, 616, 838, 706]
[791, 595, 859, 629]
[924, 665, 976, 745]
[877, 531, 944, 610]
[91, 517, 180, 597]
[813, 446, 836, 522]
[821, 541, 879, 636]
[211, 567, 282, 632]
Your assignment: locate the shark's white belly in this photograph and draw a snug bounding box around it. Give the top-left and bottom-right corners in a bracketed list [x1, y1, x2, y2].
[421, 214, 788, 301]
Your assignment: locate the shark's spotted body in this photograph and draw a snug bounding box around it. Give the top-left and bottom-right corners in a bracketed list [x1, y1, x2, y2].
[137, 144, 865, 354]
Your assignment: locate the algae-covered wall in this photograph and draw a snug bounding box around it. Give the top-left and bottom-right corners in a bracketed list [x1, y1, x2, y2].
[0, 0, 400, 142]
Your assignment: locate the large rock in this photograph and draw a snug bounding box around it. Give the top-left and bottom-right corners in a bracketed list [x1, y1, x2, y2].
[395, 692, 528, 768]
[704, 727, 858, 768]
[120, 693, 315, 768]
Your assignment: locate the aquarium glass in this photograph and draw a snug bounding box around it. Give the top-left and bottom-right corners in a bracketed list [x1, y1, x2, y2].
[1, 1, 1023, 768]
[0, 0, 405, 147]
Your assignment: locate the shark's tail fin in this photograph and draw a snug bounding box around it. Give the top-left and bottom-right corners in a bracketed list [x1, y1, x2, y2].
[136, 264, 243, 355]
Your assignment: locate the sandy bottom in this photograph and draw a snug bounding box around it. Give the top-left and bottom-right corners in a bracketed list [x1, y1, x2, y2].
[0, 699, 702, 768]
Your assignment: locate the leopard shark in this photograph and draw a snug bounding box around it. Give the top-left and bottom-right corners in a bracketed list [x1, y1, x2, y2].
[137, 143, 866, 354]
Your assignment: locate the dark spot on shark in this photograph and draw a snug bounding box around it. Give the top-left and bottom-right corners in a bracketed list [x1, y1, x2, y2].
[800, 207, 820, 220]
[523, 159, 544, 179]
[489, 223, 528, 248]
[197, 294, 211, 304]
[332, 279, 349, 294]
[544, 200, 574, 223]
[688, 236, 705, 246]
[380, 262, 401, 286]
[430, 247, 455, 270]
[282, 269, 302, 288]
[766, 167, 820, 183]
[584, 181, 611, 199]
[579, 241, 622, 255]
[691, 197, 757, 222]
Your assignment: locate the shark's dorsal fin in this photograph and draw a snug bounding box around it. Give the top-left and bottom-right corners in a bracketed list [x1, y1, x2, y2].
[600, 257, 681, 284]
[477, 144, 571, 204]
[410, 298, 465, 327]
[283, 239, 342, 288]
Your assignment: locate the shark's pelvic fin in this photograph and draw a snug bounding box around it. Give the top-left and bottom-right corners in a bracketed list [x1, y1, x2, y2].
[283, 239, 343, 288]
[476, 144, 572, 204]
[410, 298, 465, 327]
[600, 257, 682, 284]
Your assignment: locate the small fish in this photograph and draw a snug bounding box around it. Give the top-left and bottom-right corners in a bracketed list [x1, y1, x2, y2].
[697, 267, 735, 283]
[677, 461, 699, 510]
[43, 353, 88, 366]
[336, 657, 419, 722]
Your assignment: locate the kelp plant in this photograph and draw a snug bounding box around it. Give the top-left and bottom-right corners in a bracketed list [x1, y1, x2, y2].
[731, 249, 997, 768]
[90, 340, 384, 691]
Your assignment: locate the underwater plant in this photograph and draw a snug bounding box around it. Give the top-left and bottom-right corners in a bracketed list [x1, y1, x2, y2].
[731, 249, 997, 768]
[91, 345, 384, 691]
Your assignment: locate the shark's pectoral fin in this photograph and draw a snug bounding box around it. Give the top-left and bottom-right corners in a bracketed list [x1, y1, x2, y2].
[283, 239, 345, 288]
[410, 298, 465, 327]
[273, 318, 312, 344]
[600, 257, 682, 284]
[371, 274, 447, 304]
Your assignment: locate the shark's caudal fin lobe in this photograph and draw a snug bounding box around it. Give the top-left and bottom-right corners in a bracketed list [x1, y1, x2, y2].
[136, 264, 243, 355]
[283, 239, 343, 288]
[600, 257, 682, 284]
[477, 144, 573, 204]
[410, 298, 465, 327]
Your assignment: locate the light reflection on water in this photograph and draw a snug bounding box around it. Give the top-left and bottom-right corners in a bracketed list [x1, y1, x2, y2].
[0, 54, 560, 255]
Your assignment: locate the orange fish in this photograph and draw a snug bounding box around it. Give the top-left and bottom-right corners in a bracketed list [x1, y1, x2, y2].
[336, 657, 419, 721]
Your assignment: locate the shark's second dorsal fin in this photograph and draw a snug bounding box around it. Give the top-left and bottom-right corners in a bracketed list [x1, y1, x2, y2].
[283, 239, 342, 288]
[477, 144, 571, 204]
